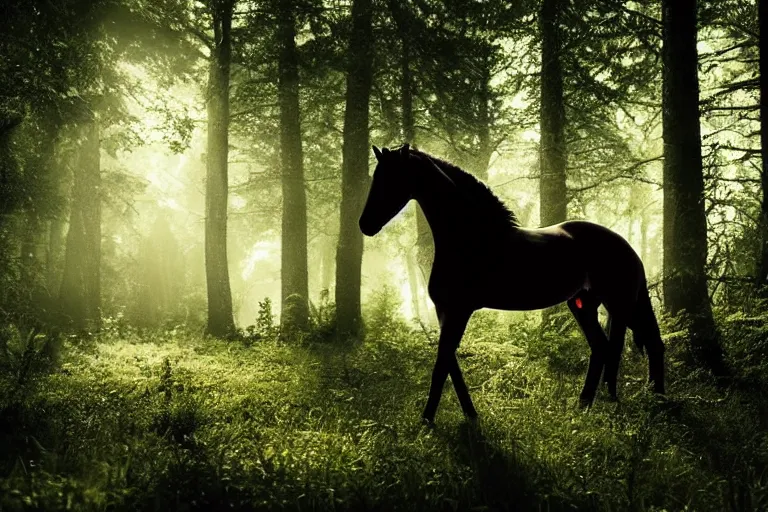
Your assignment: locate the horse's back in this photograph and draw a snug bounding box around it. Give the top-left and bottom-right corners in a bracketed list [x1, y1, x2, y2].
[557, 220, 641, 262]
[526, 220, 640, 264]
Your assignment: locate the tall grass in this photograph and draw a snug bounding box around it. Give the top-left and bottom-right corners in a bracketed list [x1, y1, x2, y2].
[1, 299, 768, 511]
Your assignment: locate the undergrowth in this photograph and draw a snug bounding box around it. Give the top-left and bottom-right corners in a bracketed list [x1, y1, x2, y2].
[1, 300, 768, 511]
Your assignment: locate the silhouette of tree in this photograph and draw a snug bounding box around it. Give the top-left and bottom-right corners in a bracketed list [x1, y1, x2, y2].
[336, 0, 374, 338]
[661, 0, 727, 374]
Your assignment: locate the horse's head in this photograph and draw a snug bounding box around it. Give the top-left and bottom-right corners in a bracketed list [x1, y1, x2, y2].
[359, 144, 414, 237]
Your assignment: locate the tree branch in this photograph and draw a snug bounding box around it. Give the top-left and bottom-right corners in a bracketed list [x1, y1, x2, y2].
[568, 156, 663, 193]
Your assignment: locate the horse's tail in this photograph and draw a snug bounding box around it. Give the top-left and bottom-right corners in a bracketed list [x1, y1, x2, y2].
[632, 283, 666, 394]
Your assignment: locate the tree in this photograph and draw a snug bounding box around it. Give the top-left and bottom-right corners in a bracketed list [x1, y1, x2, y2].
[59, 111, 101, 329]
[0, 0, 106, 323]
[335, 0, 373, 337]
[661, 0, 726, 374]
[387, 0, 431, 322]
[539, 0, 567, 229]
[277, 0, 310, 334]
[204, 0, 236, 337]
[132, 216, 185, 327]
[759, 0, 768, 292]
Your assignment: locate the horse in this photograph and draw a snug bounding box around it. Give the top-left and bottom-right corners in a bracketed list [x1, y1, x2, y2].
[358, 144, 665, 424]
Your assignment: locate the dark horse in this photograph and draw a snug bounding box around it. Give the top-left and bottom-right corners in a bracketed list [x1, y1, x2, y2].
[359, 145, 665, 424]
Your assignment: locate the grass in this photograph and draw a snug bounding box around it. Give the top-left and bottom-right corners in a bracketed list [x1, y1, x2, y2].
[1, 309, 768, 511]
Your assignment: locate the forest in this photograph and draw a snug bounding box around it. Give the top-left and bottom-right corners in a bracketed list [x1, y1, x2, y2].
[0, 0, 767, 510]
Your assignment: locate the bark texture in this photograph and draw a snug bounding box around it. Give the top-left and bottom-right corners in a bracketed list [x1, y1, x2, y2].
[204, 0, 236, 337]
[474, 49, 493, 182]
[335, 0, 373, 338]
[539, 0, 567, 228]
[661, 0, 726, 374]
[278, 1, 310, 333]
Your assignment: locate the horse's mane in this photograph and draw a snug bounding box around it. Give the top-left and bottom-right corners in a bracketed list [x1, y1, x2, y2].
[409, 148, 521, 229]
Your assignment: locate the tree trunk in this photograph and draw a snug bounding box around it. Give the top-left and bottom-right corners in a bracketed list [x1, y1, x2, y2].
[59, 117, 101, 330]
[278, 1, 309, 334]
[320, 235, 334, 299]
[393, 0, 414, 147]
[204, 0, 236, 337]
[758, 0, 768, 295]
[539, 0, 567, 229]
[335, 0, 373, 338]
[640, 207, 650, 272]
[661, 0, 726, 374]
[47, 218, 65, 293]
[133, 217, 183, 327]
[539, 0, 568, 328]
[389, 0, 433, 324]
[474, 49, 493, 182]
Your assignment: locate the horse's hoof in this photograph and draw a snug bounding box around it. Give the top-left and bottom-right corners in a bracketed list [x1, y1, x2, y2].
[578, 396, 593, 409]
[421, 417, 436, 429]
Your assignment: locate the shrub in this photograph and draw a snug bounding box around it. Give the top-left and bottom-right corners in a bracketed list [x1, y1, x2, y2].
[241, 297, 278, 344]
[362, 284, 410, 341]
[0, 324, 61, 409]
[307, 295, 337, 343]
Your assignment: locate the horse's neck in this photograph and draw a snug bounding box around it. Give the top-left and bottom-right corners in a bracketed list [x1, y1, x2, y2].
[412, 166, 517, 257]
[414, 195, 453, 249]
[412, 169, 462, 252]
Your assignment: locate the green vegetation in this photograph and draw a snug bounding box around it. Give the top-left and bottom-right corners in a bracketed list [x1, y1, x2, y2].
[0, 0, 766, 509]
[2, 298, 768, 511]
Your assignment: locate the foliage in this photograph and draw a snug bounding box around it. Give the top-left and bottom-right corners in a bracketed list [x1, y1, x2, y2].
[256, 297, 277, 338]
[719, 308, 768, 389]
[0, 0, 767, 508]
[241, 297, 279, 344]
[362, 284, 411, 341]
[306, 294, 337, 344]
[0, 325, 62, 409]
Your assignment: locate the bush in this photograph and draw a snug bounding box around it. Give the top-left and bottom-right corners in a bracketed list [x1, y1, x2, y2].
[307, 294, 337, 343]
[0, 324, 61, 409]
[241, 297, 278, 344]
[719, 309, 768, 387]
[362, 284, 410, 341]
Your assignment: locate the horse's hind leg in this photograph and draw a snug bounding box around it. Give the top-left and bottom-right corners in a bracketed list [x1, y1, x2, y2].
[602, 315, 627, 401]
[568, 292, 607, 407]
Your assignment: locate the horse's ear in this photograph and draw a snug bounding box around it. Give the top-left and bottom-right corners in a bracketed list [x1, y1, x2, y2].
[372, 145, 382, 161]
[400, 143, 410, 157]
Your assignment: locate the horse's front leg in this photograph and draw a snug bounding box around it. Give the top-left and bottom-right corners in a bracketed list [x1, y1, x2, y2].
[447, 351, 477, 419]
[422, 308, 473, 424]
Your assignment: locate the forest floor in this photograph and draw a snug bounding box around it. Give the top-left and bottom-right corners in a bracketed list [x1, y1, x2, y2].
[2, 309, 768, 511]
